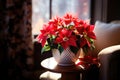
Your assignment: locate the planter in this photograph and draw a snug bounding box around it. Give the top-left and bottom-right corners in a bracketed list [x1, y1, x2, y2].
[52, 47, 81, 66]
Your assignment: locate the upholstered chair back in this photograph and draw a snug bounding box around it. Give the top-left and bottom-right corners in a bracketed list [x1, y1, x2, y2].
[93, 21, 120, 56]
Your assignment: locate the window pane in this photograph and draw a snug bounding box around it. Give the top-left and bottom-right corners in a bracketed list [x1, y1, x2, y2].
[32, 0, 90, 35]
[52, 0, 90, 19]
[32, 0, 50, 35]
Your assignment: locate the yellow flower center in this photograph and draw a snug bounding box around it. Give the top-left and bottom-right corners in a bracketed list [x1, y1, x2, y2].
[83, 32, 87, 37]
[63, 37, 69, 41]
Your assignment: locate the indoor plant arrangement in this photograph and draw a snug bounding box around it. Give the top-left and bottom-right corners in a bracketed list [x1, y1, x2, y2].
[37, 13, 96, 65]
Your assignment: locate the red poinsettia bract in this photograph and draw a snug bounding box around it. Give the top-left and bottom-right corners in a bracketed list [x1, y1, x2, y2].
[55, 28, 77, 49]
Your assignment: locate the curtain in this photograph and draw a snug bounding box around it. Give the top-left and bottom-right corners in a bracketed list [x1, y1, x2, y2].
[0, 0, 33, 80]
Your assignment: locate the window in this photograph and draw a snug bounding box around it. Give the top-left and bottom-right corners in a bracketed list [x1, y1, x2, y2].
[32, 0, 91, 35]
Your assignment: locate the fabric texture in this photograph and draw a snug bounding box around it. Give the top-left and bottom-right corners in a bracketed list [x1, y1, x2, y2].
[98, 45, 120, 80]
[93, 21, 120, 55]
[0, 0, 33, 80]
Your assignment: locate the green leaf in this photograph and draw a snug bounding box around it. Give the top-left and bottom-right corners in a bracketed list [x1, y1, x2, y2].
[70, 46, 79, 55]
[89, 38, 94, 44]
[90, 44, 95, 50]
[51, 43, 58, 49]
[58, 45, 64, 54]
[41, 45, 51, 54]
[82, 46, 88, 55]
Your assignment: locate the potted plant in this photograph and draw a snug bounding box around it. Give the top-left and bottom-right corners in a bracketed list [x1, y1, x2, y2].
[37, 13, 96, 66]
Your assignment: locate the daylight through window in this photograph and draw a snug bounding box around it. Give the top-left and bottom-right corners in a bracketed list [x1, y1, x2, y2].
[32, 0, 91, 35]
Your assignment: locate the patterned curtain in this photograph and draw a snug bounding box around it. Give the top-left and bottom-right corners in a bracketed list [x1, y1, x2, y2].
[0, 0, 33, 80]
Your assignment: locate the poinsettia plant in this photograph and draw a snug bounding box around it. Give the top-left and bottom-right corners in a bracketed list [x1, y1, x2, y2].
[37, 13, 96, 55]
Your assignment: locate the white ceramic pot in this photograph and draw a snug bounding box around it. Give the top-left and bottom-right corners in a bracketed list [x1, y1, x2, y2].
[52, 47, 81, 66]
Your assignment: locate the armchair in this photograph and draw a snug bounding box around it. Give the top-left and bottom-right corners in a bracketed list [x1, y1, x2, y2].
[93, 20, 120, 56]
[93, 21, 120, 80]
[98, 45, 120, 80]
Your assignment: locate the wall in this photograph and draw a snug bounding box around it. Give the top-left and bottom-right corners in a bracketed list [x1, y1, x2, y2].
[91, 0, 120, 23]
